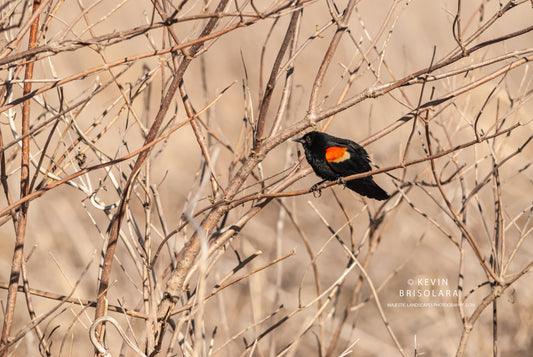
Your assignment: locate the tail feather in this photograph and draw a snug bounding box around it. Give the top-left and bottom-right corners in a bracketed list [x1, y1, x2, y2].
[345, 178, 389, 201]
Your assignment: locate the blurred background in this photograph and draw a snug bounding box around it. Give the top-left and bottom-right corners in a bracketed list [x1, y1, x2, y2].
[0, 0, 532, 356]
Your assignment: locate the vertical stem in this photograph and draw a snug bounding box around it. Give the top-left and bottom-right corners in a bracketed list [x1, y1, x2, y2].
[143, 159, 155, 352]
[492, 157, 502, 356]
[179, 79, 218, 197]
[253, 11, 300, 153]
[268, 10, 302, 138]
[452, 0, 467, 54]
[492, 298, 498, 357]
[308, 0, 357, 116]
[0, 0, 41, 354]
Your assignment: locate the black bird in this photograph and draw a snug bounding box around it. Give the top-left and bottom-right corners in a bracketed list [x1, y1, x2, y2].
[294, 131, 389, 200]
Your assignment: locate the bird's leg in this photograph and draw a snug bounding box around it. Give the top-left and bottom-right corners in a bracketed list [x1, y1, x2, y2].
[310, 180, 326, 198]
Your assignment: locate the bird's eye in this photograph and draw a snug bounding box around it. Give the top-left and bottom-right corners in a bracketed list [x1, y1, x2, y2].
[305, 136, 312, 144]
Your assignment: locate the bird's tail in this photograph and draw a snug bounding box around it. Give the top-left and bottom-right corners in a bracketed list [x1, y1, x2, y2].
[345, 178, 389, 201]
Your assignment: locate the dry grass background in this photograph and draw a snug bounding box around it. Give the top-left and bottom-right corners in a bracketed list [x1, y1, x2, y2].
[0, 0, 532, 356]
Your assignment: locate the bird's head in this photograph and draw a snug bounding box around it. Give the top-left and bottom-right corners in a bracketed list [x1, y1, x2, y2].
[293, 131, 321, 149]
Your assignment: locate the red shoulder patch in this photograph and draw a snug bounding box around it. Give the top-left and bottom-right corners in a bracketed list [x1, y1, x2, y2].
[325, 146, 350, 162]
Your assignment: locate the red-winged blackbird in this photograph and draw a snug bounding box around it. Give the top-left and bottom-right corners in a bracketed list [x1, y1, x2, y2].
[295, 131, 389, 200]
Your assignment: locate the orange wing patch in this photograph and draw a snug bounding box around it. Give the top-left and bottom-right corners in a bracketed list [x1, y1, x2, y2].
[325, 146, 350, 162]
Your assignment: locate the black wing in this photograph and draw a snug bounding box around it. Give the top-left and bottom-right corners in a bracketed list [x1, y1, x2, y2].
[326, 140, 372, 176]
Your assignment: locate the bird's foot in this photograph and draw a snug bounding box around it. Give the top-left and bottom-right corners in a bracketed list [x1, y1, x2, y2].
[310, 183, 322, 198]
[337, 177, 347, 189]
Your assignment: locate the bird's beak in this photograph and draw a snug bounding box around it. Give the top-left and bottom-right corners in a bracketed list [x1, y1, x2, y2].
[293, 137, 305, 144]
